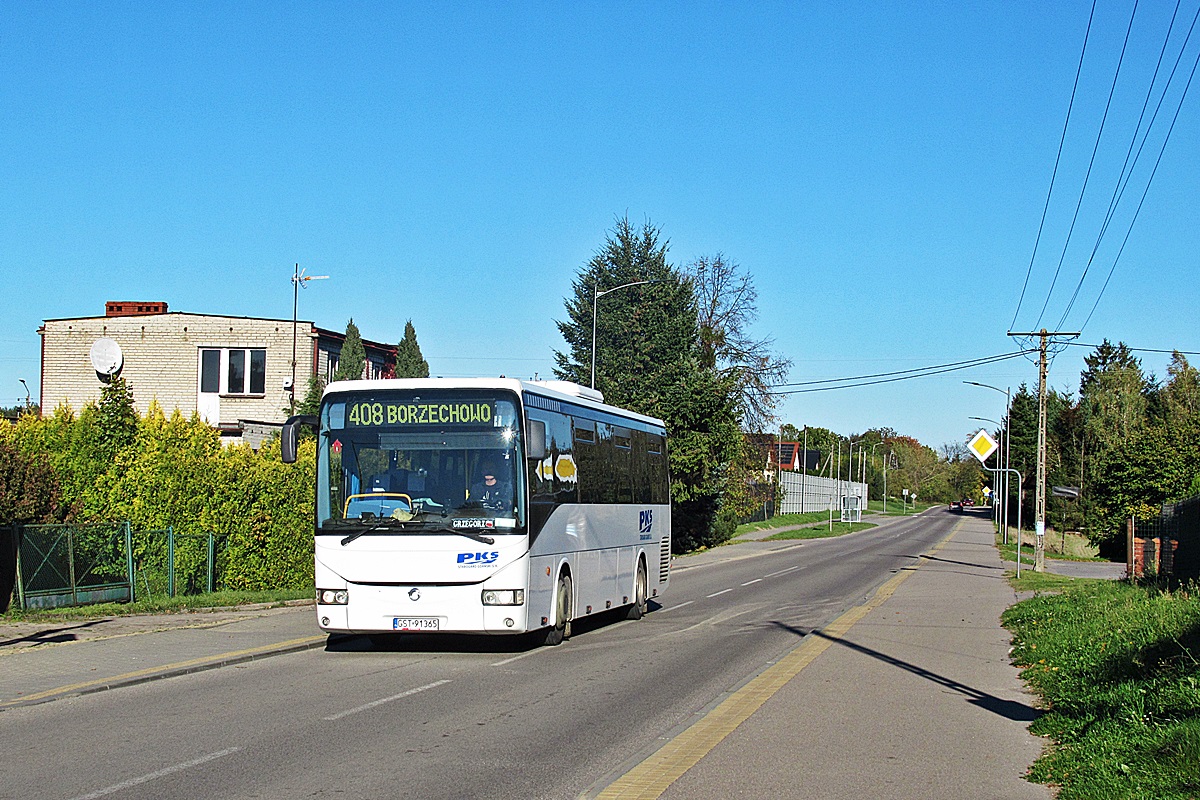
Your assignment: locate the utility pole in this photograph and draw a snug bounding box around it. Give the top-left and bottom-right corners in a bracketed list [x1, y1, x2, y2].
[1008, 328, 1078, 572]
[290, 263, 328, 414]
[801, 426, 808, 514]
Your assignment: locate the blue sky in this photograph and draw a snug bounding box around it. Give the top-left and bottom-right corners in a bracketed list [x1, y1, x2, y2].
[2, 2, 1197, 448]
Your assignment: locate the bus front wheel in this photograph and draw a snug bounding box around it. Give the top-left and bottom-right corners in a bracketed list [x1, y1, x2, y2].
[544, 572, 572, 646]
[625, 560, 648, 620]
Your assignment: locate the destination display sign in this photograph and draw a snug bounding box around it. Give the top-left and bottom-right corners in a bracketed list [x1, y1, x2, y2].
[346, 400, 495, 427]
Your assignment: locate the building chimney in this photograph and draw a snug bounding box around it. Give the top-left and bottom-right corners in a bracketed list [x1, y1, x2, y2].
[106, 301, 169, 317]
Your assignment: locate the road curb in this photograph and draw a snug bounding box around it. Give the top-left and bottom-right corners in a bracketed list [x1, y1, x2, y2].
[0, 633, 327, 711]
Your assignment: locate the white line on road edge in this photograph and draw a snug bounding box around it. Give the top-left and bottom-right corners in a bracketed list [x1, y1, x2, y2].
[68, 747, 241, 800]
[653, 600, 694, 614]
[324, 680, 451, 721]
[740, 579, 763, 586]
[491, 648, 547, 667]
[706, 589, 734, 598]
[764, 565, 802, 578]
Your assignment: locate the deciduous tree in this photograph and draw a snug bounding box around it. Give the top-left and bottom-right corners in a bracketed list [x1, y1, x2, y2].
[688, 253, 791, 432]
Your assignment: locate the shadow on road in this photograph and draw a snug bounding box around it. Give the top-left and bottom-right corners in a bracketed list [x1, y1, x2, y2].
[771, 621, 1040, 723]
[0, 619, 108, 648]
[919, 554, 1004, 571]
[325, 600, 663, 654]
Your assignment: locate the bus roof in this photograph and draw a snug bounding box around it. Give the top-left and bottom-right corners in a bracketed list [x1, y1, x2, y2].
[321, 377, 666, 428]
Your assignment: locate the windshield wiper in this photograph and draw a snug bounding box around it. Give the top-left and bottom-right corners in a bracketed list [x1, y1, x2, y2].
[328, 518, 495, 546]
[339, 519, 404, 547]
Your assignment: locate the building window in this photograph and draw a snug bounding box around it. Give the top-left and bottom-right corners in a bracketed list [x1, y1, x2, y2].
[200, 350, 220, 393]
[200, 348, 266, 395]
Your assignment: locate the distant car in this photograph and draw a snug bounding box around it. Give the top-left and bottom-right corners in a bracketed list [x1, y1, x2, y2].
[949, 501, 962, 511]
[962, 498, 975, 507]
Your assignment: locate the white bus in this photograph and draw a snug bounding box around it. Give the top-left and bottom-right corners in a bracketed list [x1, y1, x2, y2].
[282, 377, 671, 645]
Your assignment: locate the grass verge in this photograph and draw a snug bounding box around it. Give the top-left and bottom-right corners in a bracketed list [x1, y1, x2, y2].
[996, 528, 1108, 566]
[1003, 576, 1200, 798]
[736, 512, 830, 535]
[763, 521, 877, 540]
[1, 589, 313, 622]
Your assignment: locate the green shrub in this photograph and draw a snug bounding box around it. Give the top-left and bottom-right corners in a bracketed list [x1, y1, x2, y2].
[7, 403, 317, 594]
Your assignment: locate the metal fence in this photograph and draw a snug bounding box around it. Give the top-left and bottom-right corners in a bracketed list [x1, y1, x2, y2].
[9, 523, 232, 611]
[16, 522, 133, 610]
[1129, 494, 1200, 580]
[778, 472, 868, 515]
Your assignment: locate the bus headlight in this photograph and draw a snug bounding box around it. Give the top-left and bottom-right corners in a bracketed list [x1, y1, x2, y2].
[318, 588, 348, 605]
[482, 589, 524, 606]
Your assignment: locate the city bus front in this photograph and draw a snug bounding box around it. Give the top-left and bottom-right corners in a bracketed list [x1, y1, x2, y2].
[312, 384, 532, 636]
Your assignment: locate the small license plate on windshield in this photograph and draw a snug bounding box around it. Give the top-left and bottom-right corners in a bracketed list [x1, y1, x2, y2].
[393, 617, 439, 631]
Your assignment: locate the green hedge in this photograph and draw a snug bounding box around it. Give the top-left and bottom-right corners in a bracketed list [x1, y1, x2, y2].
[1, 403, 316, 592]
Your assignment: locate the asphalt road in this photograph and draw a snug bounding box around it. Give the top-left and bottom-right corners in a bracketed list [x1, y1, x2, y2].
[0, 512, 954, 800]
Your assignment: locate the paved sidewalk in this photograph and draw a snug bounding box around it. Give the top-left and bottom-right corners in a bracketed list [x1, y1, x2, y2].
[0, 602, 322, 709]
[611, 513, 1054, 799]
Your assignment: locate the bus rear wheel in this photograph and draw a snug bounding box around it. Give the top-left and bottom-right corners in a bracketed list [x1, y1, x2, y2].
[543, 572, 572, 646]
[625, 560, 648, 620]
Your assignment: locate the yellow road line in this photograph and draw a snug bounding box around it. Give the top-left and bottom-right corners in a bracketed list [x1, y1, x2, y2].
[595, 520, 962, 799]
[0, 634, 326, 709]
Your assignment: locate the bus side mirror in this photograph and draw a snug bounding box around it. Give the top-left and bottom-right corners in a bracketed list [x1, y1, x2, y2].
[281, 415, 318, 463]
[527, 419, 547, 461]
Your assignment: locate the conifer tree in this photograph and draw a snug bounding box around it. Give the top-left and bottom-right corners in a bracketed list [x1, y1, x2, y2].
[332, 319, 367, 382]
[96, 376, 138, 461]
[395, 320, 430, 378]
[554, 216, 743, 551]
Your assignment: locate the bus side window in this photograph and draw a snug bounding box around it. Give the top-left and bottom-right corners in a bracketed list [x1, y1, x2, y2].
[528, 412, 574, 504]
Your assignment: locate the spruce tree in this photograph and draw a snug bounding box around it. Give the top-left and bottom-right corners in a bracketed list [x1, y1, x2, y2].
[395, 320, 430, 378]
[554, 216, 744, 551]
[332, 319, 367, 382]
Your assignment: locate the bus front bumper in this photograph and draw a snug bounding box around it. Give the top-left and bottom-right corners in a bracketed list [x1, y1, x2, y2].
[316, 581, 532, 635]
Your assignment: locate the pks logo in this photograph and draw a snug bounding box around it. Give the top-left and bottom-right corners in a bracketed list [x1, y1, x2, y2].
[639, 510, 654, 535]
[457, 551, 499, 567]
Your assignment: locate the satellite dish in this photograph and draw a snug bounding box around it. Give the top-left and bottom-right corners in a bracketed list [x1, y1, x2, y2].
[90, 338, 124, 375]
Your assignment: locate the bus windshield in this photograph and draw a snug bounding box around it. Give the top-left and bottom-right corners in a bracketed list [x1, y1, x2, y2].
[317, 390, 523, 534]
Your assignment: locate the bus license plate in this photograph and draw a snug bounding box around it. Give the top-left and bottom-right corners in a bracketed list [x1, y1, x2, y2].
[393, 617, 439, 631]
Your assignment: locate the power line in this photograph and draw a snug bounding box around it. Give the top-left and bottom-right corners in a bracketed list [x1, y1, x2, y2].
[1078, 31, 1200, 334]
[772, 351, 1031, 388]
[1010, 0, 1098, 332]
[1061, 341, 1200, 356]
[769, 350, 1036, 396]
[1057, 1, 1200, 330]
[1033, 0, 1142, 331]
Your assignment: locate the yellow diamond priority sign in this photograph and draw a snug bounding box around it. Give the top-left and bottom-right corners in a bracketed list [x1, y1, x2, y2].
[968, 429, 998, 463]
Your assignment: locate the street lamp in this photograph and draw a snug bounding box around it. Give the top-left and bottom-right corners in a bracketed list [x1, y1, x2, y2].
[18, 379, 30, 410]
[965, 381, 1012, 543]
[291, 264, 329, 414]
[591, 279, 660, 389]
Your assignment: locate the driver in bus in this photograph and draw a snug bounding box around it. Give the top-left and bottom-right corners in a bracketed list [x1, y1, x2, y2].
[470, 457, 512, 513]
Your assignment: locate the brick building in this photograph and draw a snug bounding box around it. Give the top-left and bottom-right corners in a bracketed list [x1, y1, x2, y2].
[39, 302, 395, 447]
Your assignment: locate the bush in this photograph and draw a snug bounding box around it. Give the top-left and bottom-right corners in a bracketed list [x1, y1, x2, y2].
[0, 435, 61, 525]
[7, 403, 317, 593]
